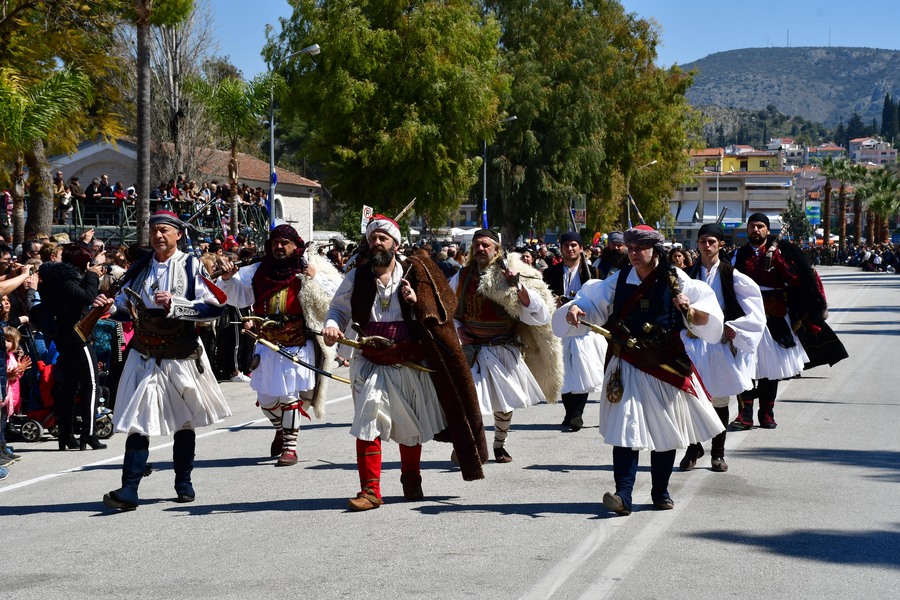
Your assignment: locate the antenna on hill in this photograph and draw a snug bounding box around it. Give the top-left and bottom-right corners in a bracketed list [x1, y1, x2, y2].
[828, 27, 831, 47]
[786, 29, 790, 48]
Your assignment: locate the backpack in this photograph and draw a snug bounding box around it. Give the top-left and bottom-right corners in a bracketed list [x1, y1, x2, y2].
[29, 301, 60, 339]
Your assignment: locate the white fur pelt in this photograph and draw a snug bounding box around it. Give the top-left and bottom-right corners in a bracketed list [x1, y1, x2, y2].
[298, 254, 342, 418]
[476, 252, 563, 403]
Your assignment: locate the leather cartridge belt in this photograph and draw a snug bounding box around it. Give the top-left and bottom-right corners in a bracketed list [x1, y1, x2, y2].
[361, 340, 426, 366]
[760, 289, 788, 318]
[132, 321, 201, 361]
[259, 317, 308, 346]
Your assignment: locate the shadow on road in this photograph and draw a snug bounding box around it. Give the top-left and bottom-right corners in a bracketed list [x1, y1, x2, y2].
[164, 496, 351, 514]
[734, 447, 900, 482]
[689, 528, 900, 568]
[414, 500, 605, 518]
[834, 329, 900, 336]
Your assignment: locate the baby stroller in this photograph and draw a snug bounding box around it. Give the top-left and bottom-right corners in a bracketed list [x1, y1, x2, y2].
[6, 360, 114, 443]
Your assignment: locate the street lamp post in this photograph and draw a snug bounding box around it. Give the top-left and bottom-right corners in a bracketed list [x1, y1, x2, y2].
[268, 43, 320, 231]
[716, 152, 722, 221]
[483, 115, 517, 229]
[626, 159, 657, 228]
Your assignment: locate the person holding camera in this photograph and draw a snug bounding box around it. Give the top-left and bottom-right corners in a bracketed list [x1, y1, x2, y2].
[218, 224, 340, 467]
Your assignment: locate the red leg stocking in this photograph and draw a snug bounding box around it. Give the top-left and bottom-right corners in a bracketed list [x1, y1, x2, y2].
[356, 437, 382, 499]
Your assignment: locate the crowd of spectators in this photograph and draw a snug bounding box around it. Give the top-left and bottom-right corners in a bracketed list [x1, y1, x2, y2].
[40, 170, 269, 232]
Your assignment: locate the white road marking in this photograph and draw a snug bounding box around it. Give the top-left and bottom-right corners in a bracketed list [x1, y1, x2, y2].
[0, 394, 353, 494]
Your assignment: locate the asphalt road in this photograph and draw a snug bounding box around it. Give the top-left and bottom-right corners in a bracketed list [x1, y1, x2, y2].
[1, 266, 898, 600]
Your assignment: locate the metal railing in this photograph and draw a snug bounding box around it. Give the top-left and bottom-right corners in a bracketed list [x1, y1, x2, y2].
[17, 196, 270, 250]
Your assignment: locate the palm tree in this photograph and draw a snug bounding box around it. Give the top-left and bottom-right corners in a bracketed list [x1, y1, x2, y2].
[858, 169, 900, 244]
[819, 156, 838, 247]
[134, 0, 153, 246]
[0, 67, 90, 245]
[189, 75, 269, 235]
[848, 163, 870, 243]
[131, 0, 194, 245]
[820, 156, 861, 249]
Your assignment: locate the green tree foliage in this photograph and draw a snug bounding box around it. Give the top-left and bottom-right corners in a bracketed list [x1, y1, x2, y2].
[781, 195, 813, 242]
[881, 94, 898, 142]
[486, 0, 699, 239]
[0, 68, 91, 244]
[269, 0, 507, 223]
[857, 168, 900, 243]
[187, 75, 270, 235]
[828, 161, 868, 249]
[0, 0, 124, 238]
[846, 112, 867, 142]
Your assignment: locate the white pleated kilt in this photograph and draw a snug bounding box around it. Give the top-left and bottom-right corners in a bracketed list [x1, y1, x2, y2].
[561, 333, 607, 395]
[114, 346, 231, 436]
[250, 341, 317, 398]
[470, 344, 545, 414]
[683, 337, 756, 398]
[755, 317, 808, 380]
[349, 356, 447, 446]
[598, 357, 725, 452]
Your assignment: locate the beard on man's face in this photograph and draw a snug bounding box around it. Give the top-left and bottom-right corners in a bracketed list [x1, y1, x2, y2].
[369, 248, 395, 268]
[748, 232, 767, 245]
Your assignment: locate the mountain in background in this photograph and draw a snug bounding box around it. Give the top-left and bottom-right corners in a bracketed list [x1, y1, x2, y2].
[683, 47, 900, 127]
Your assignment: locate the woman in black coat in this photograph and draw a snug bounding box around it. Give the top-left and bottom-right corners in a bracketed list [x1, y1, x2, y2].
[37, 244, 107, 451]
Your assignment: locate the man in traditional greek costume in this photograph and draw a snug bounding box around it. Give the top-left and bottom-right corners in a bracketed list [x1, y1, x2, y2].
[449, 229, 561, 463]
[94, 210, 231, 510]
[322, 216, 486, 511]
[679, 224, 765, 472]
[543, 231, 605, 432]
[730, 213, 810, 430]
[554, 225, 725, 515]
[218, 224, 340, 466]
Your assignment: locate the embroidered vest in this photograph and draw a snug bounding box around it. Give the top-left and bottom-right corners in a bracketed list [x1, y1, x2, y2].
[454, 264, 516, 342]
[250, 272, 307, 346]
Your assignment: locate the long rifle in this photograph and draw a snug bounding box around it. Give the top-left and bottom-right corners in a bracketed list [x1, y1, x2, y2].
[394, 197, 416, 222]
[74, 273, 127, 342]
[309, 330, 435, 374]
[242, 329, 351, 385]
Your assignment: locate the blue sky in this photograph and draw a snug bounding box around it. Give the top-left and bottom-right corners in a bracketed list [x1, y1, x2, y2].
[211, 0, 900, 79]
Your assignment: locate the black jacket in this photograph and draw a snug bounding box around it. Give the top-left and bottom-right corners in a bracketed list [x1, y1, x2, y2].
[37, 261, 99, 348]
[543, 257, 598, 300]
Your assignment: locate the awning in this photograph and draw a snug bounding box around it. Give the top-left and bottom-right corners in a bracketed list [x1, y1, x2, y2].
[676, 200, 698, 223]
[702, 200, 743, 220]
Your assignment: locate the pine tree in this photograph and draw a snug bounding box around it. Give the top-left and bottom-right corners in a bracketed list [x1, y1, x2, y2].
[846, 112, 866, 142]
[881, 94, 895, 140]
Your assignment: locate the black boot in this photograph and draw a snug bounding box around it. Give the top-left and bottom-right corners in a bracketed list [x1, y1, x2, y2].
[710, 406, 730, 472]
[604, 446, 639, 515]
[103, 434, 149, 511]
[757, 379, 779, 429]
[80, 434, 108, 451]
[678, 443, 704, 471]
[173, 429, 196, 503]
[561, 392, 588, 431]
[58, 434, 80, 451]
[730, 391, 755, 430]
[650, 449, 677, 509]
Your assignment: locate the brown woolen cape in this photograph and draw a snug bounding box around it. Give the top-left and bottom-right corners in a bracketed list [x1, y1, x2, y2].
[403, 250, 489, 481]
